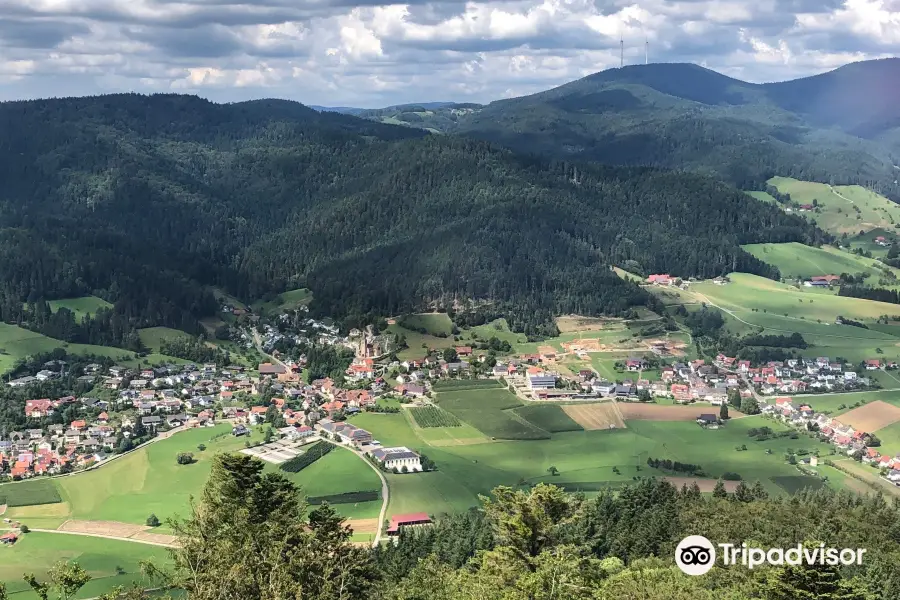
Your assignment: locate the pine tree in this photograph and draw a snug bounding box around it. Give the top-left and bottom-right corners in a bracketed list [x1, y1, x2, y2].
[712, 480, 728, 498]
[751, 480, 769, 500]
[763, 544, 869, 600]
[733, 481, 754, 503]
[719, 403, 730, 420]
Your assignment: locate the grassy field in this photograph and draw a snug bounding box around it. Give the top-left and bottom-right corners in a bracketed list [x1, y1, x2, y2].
[437, 388, 550, 440]
[0, 323, 139, 375]
[46, 296, 113, 322]
[0, 533, 171, 600]
[513, 405, 583, 433]
[767, 176, 900, 235]
[408, 406, 461, 428]
[397, 313, 453, 336]
[0, 479, 61, 508]
[138, 327, 193, 352]
[286, 445, 382, 519]
[2, 425, 382, 526]
[742, 242, 898, 281]
[673, 273, 900, 363]
[251, 288, 312, 314]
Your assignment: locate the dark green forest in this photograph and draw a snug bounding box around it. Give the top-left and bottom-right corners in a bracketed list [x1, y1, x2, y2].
[359, 60, 900, 201]
[0, 94, 823, 338]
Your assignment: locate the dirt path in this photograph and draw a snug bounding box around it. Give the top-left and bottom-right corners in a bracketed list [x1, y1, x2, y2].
[829, 184, 854, 204]
[2, 526, 177, 547]
[0, 504, 6, 516]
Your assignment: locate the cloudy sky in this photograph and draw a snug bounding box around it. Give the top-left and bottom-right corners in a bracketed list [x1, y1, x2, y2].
[0, 0, 897, 107]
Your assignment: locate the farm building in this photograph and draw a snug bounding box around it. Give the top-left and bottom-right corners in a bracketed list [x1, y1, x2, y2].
[528, 375, 557, 390]
[0, 532, 18, 545]
[387, 512, 432, 535]
[646, 274, 673, 286]
[258, 363, 286, 376]
[696, 414, 719, 429]
[371, 446, 422, 472]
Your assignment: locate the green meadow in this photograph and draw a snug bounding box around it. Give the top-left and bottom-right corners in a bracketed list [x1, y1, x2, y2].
[46, 296, 113, 321]
[251, 288, 312, 315]
[767, 176, 900, 235]
[2, 425, 381, 526]
[0, 532, 171, 600]
[742, 242, 898, 281]
[0, 323, 139, 375]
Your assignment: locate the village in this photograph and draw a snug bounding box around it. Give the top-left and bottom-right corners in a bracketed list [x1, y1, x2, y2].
[1, 308, 898, 490]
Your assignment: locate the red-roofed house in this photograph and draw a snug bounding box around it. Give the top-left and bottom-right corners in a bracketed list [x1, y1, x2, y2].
[455, 346, 473, 357]
[24, 399, 54, 418]
[346, 390, 373, 407]
[0, 532, 18, 545]
[864, 447, 880, 462]
[865, 359, 882, 370]
[387, 512, 432, 535]
[249, 406, 268, 424]
[71, 420, 87, 430]
[671, 384, 691, 403]
[646, 274, 672, 286]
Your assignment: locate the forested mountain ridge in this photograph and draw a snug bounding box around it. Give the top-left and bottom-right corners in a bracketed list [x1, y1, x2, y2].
[0, 94, 823, 337]
[360, 59, 900, 200]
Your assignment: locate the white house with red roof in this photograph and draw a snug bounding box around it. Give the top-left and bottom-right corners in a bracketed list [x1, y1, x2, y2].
[24, 399, 54, 418]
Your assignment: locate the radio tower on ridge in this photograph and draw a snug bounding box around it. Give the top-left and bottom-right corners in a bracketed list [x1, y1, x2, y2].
[645, 37, 649, 65]
[620, 35, 624, 68]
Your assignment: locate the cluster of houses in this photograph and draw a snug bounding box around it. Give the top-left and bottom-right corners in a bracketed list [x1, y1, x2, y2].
[713, 354, 879, 395]
[758, 395, 900, 483]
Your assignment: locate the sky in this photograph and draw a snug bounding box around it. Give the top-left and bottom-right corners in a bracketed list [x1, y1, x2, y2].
[0, 0, 898, 107]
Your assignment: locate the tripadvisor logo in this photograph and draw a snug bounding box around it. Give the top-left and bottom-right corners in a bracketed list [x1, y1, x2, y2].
[675, 536, 867, 576]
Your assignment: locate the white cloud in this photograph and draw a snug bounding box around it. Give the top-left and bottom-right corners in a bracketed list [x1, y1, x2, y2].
[0, 0, 897, 105]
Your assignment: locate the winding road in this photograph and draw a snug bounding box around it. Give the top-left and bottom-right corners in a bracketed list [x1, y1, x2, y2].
[320, 438, 389, 547]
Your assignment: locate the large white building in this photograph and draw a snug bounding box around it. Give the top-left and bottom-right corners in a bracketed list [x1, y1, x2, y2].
[527, 375, 557, 390]
[371, 446, 422, 472]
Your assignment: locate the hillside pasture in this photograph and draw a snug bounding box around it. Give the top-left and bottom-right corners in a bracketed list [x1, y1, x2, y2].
[252, 288, 312, 314]
[742, 242, 894, 281]
[513, 405, 584, 432]
[398, 313, 454, 336]
[0, 323, 139, 375]
[834, 400, 900, 432]
[47, 296, 113, 321]
[693, 273, 900, 323]
[437, 387, 550, 440]
[138, 326, 193, 352]
[768, 176, 900, 235]
[555, 315, 617, 333]
[0, 532, 172, 600]
[561, 403, 625, 430]
[0, 424, 381, 526]
[0, 479, 62, 508]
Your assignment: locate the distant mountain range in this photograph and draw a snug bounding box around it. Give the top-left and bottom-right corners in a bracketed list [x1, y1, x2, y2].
[0, 93, 821, 337]
[351, 59, 900, 199]
[309, 102, 464, 116]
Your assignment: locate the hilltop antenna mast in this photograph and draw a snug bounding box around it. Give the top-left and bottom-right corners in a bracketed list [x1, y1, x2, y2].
[645, 37, 649, 65]
[620, 35, 624, 68]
